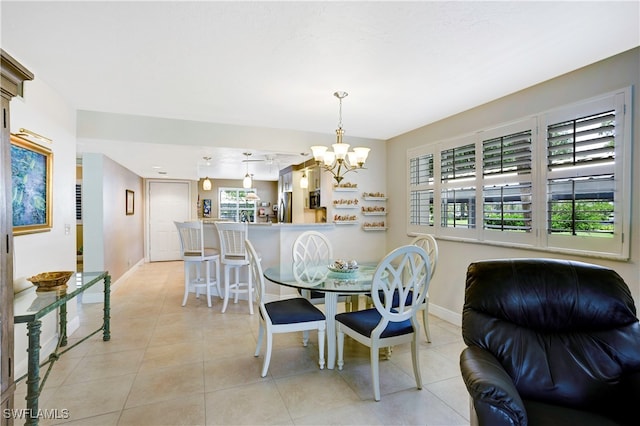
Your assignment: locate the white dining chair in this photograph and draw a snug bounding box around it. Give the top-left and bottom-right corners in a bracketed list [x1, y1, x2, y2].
[247, 239, 326, 377]
[336, 244, 431, 401]
[292, 230, 353, 311]
[174, 220, 221, 307]
[215, 221, 254, 314]
[410, 233, 438, 342]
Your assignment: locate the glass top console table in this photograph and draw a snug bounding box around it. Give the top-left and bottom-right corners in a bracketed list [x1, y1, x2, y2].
[13, 271, 111, 426]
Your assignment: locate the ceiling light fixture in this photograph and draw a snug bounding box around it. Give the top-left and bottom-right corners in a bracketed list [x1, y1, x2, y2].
[246, 192, 260, 201]
[202, 178, 212, 191]
[242, 152, 253, 189]
[300, 154, 309, 189]
[311, 91, 370, 184]
[202, 156, 212, 190]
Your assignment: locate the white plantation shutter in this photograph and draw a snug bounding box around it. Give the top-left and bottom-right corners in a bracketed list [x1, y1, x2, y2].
[406, 87, 630, 259]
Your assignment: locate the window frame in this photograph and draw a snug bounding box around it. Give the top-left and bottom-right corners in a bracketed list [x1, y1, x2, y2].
[218, 187, 258, 222]
[406, 87, 631, 260]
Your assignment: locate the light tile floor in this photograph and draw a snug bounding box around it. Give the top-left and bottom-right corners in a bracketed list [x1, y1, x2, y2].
[14, 261, 470, 425]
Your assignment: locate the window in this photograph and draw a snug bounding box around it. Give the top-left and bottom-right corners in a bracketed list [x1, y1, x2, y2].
[218, 188, 258, 222]
[76, 182, 82, 224]
[407, 88, 631, 259]
[409, 153, 434, 226]
[439, 141, 476, 231]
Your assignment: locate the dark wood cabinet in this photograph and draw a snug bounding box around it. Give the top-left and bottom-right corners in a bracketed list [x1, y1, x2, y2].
[1, 49, 34, 426]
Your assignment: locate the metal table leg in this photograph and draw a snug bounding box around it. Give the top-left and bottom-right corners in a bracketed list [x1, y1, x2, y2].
[102, 274, 111, 341]
[25, 320, 41, 426]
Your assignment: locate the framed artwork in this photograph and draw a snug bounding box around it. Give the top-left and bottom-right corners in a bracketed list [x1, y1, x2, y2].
[126, 190, 135, 215]
[203, 199, 212, 218]
[11, 134, 53, 235]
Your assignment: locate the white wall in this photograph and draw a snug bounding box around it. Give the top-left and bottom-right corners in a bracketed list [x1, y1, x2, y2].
[385, 47, 640, 326]
[9, 70, 78, 377]
[82, 152, 144, 301]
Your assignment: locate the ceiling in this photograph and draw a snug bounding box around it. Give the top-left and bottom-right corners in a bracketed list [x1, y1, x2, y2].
[2, 1, 638, 181]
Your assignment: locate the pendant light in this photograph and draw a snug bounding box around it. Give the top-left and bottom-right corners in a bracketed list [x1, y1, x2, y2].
[202, 156, 212, 190]
[300, 156, 309, 189]
[202, 178, 212, 191]
[243, 152, 253, 188]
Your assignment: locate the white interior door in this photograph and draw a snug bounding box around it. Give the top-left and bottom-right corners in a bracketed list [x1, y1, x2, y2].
[148, 180, 191, 261]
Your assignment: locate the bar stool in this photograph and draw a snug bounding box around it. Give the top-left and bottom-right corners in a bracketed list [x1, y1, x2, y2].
[215, 221, 255, 314]
[174, 220, 221, 307]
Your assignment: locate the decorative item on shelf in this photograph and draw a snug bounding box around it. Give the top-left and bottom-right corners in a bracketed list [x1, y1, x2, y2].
[361, 206, 386, 214]
[333, 182, 358, 189]
[333, 198, 359, 207]
[363, 191, 386, 199]
[362, 221, 387, 231]
[27, 271, 74, 293]
[333, 214, 358, 223]
[311, 91, 370, 184]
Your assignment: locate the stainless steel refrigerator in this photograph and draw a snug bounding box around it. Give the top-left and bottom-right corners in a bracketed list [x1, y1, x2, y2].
[279, 191, 293, 223]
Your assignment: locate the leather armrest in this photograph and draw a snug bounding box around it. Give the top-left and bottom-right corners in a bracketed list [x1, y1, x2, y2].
[460, 346, 527, 426]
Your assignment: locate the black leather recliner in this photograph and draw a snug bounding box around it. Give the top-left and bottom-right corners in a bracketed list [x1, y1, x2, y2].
[460, 258, 640, 426]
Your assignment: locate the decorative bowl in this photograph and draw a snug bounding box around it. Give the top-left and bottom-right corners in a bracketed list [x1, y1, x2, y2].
[329, 259, 358, 274]
[27, 271, 74, 292]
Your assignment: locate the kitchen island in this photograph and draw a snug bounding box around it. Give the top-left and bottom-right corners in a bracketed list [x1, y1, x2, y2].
[202, 221, 387, 299]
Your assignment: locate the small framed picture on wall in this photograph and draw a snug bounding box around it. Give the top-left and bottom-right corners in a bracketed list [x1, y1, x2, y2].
[126, 190, 135, 215]
[203, 199, 212, 218]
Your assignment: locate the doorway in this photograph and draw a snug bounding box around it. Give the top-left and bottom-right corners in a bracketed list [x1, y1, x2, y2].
[148, 180, 191, 262]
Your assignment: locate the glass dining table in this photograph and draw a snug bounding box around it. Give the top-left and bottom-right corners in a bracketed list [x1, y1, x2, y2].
[263, 261, 377, 369]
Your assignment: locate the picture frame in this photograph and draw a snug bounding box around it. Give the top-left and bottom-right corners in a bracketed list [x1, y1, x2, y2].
[126, 189, 135, 215]
[203, 199, 212, 218]
[11, 134, 53, 235]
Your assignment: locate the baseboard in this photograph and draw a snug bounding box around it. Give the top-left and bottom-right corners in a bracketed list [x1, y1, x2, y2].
[14, 333, 58, 381]
[429, 303, 462, 327]
[82, 258, 145, 303]
[66, 315, 80, 336]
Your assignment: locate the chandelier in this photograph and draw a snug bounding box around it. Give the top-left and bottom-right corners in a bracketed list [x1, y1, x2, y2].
[310, 91, 370, 184]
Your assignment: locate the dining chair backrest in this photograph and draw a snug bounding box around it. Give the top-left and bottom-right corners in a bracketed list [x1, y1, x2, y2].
[370, 245, 431, 329]
[215, 221, 249, 261]
[175, 220, 207, 259]
[245, 238, 264, 305]
[292, 231, 333, 265]
[292, 230, 334, 285]
[410, 233, 438, 280]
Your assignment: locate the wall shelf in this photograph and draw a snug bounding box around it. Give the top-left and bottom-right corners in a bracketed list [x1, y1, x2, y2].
[362, 226, 387, 231]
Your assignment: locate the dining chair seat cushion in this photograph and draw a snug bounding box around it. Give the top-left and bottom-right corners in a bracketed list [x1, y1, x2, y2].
[185, 248, 219, 258]
[335, 308, 414, 338]
[265, 298, 326, 325]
